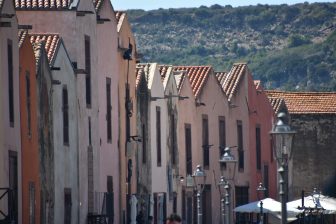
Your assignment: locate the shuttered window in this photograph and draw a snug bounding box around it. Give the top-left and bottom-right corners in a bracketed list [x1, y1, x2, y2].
[85, 35, 91, 107]
[8, 39, 14, 126]
[63, 87, 69, 145]
[202, 115, 209, 169]
[156, 107, 161, 166]
[106, 78, 112, 142]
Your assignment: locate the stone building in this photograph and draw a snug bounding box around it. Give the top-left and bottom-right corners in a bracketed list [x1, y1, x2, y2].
[18, 30, 41, 224]
[266, 91, 336, 199]
[136, 63, 171, 223]
[0, 0, 22, 222]
[116, 11, 138, 224]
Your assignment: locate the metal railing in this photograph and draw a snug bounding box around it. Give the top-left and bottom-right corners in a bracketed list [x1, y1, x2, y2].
[88, 192, 114, 224]
[0, 188, 15, 224]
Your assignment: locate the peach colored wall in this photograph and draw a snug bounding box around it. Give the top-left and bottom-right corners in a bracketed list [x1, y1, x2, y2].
[177, 76, 197, 223]
[195, 74, 230, 223]
[51, 43, 79, 224]
[17, 4, 100, 223]
[0, 1, 22, 222]
[148, 64, 168, 194]
[19, 37, 41, 224]
[247, 74, 277, 202]
[96, 3, 120, 223]
[163, 67, 179, 216]
[117, 14, 138, 223]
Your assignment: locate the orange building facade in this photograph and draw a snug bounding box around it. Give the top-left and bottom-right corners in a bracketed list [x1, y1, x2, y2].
[19, 31, 40, 224]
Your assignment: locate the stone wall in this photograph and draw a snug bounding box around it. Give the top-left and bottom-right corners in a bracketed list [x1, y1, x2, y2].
[290, 114, 336, 199]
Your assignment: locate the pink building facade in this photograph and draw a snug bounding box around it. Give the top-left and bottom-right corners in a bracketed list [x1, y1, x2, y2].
[0, 0, 22, 222]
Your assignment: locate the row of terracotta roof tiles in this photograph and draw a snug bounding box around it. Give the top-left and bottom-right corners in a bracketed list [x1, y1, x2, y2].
[18, 30, 60, 65]
[266, 91, 336, 114]
[15, 0, 73, 9]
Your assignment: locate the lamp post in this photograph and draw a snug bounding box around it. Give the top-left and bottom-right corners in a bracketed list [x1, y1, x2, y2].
[270, 112, 296, 224]
[257, 182, 267, 224]
[218, 176, 226, 224]
[192, 165, 206, 224]
[219, 146, 238, 224]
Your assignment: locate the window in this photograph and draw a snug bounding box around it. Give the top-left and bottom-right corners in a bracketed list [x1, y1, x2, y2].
[85, 35, 91, 107]
[171, 113, 176, 165]
[202, 115, 209, 169]
[63, 87, 69, 145]
[26, 72, 31, 136]
[88, 117, 92, 146]
[8, 39, 14, 127]
[29, 182, 35, 224]
[256, 126, 261, 170]
[218, 117, 226, 169]
[106, 78, 112, 142]
[156, 107, 161, 167]
[237, 121, 244, 171]
[107, 176, 113, 193]
[185, 124, 192, 175]
[235, 186, 249, 223]
[142, 124, 146, 164]
[182, 189, 186, 221]
[202, 185, 212, 224]
[64, 188, 72, 224]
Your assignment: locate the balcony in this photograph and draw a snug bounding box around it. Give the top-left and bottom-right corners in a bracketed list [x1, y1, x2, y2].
[87, 192, 114, 224]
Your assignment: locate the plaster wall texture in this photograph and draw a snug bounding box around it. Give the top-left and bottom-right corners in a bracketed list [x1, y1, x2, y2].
[51, 43, 79, 224]
[176, 76, 197, 223]
[148, 64, 168, 194]
[290, 114, 336, 199]
[19, 37, 41, 224]
[163, 68, 179, 216]
[247, 74, 277, 202]
[194, 73, 230, 223]
[0, 1, 22, 222]
[117, 15, 138, 223]
[226, 70, 251, 186]
[96, 3, 120, 222]
[17, 3, 100, 223]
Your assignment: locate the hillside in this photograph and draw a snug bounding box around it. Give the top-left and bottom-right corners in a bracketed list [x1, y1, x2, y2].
[127, 3, 336, 90]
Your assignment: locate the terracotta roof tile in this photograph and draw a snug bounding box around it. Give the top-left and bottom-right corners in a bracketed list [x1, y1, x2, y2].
[29, 33, 60, 65]
[159, 65, 172, 83]
[15, 0, 73, 10]
[268, 97, 286, 114]
[92, 0, 103, 12]
[18, 29, 28, 48]
[219, 63, 247, 101]
[32, 40, 44, 67]
[115, 11, 126, 31]
[254, 80, 261, 89]
[135, 64, 146, 88]
[215, 71, 227, 87]
[172, 65, 212, 98]
[266, 91, 336, 114]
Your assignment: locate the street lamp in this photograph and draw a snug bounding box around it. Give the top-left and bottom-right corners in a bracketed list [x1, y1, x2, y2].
[270, 112, 296, 224]
[218, 176, 227, 224]
[257, 182, 267, 224]
[192, 165, 206, 224]
[219, 146, 238, 224]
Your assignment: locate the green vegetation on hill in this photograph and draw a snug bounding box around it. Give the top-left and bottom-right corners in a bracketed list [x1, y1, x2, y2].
[127, 3, 336, 90]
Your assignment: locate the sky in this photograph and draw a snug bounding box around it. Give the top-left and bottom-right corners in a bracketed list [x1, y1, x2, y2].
[112, 0, 335, 10]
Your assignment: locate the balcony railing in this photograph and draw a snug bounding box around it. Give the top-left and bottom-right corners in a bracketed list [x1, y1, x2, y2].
[88, 192, 114, 224]
[0, 188, 15, 224]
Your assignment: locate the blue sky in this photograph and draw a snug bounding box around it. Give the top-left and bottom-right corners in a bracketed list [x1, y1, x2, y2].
[112, 0, 335, 10]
